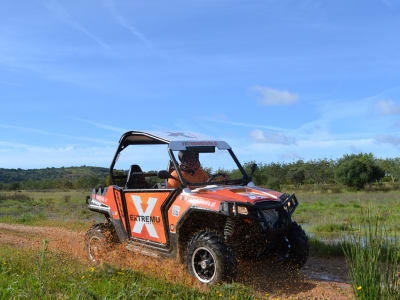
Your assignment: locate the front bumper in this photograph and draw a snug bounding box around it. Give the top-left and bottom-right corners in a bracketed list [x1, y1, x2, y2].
[219, 193, 298, 219]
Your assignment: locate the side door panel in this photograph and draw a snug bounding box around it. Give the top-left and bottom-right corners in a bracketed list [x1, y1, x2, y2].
[113, 189, 127, 231]
[124, 191, 171, 244]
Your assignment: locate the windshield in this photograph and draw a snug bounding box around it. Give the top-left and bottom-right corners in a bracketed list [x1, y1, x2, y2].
[170, 147, 248, 187]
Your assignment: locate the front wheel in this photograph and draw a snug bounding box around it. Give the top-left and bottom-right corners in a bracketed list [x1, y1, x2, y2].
[282, 222, 309, 268]
[85, 223, 117, 264]
[185, 231, 237, 284]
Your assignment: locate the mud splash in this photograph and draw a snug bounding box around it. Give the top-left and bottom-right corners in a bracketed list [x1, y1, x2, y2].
[0, 223, 353, 299]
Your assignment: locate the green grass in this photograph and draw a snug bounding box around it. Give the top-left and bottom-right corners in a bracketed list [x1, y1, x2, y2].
[290, 190, 400, 240]
[308, 238, 346, 257]
[0, 190, 100, 231]
[0, 243, 255, 299]
[342, 210, 400, 300]
[312, 223, 354, 233]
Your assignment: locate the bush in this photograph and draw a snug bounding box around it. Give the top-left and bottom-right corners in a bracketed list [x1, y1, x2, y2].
[335, 153, 385, 189]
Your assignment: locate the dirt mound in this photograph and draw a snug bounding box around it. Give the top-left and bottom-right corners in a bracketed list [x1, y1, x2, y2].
[0, 223, 353, 299]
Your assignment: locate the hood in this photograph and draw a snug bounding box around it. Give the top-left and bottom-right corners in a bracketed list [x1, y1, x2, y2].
[184, 185, 283, 205]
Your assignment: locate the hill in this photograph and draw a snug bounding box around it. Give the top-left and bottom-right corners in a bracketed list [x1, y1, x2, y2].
[0, 166, 109, 184]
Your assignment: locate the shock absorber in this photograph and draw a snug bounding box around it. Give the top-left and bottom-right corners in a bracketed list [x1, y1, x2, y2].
[224, 217, 235, 242]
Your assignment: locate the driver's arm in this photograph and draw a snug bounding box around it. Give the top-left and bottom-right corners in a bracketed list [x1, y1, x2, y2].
[197, 168, 209, 183]
[167, 170, 180, 189]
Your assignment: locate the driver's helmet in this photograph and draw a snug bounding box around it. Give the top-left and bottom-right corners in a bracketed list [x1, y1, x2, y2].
[178, 150, 200, 174]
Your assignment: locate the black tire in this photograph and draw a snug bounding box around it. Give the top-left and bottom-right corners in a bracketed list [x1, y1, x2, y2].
[85, 223, 117, 264]
[185, 231, 237, 284]
[284, 222, 309, 268]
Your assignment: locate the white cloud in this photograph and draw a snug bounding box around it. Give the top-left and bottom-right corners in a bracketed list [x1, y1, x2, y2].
[79, 119, 127, 133]
[381, 0, 395, 9]
[249, 129, 296, 145]
[253, 86, 299, 106]
[375, 99, 400, 115]
[279, 152, 302, 161]
[202, 117, 292, 132]
[103, 0, 152, 48]
[0, 140, 171, 170]
[0, 123, 114, 145]
[42, 0, 110, 51]
[375, 134, 400, 146]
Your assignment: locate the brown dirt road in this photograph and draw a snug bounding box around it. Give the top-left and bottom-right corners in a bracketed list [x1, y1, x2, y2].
[0, 223, 353, 299]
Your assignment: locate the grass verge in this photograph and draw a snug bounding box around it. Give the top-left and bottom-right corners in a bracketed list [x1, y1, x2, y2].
[0, 243, 256, 299]
[342, 209, 400, 300]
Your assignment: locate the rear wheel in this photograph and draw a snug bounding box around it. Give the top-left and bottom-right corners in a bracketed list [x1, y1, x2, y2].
[85, 223, 116, 264]
[185, 231, 237, 284]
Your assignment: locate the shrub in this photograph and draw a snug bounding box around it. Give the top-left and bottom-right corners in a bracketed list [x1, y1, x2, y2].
[335, 153, 385, 189]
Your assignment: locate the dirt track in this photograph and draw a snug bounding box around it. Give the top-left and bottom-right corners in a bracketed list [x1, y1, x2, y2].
[0, 223, 353, 299]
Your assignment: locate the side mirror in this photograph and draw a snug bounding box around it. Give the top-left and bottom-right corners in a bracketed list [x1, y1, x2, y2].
[158, 170, 172, 179]
[250, 163, 258, 177]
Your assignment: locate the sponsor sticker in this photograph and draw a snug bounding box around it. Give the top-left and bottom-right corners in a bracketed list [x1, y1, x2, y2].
[237, 192, 265, 200]
[187, 198, 216, 208]
[131, 195, 159, 238]
[172, 205, 180, 217]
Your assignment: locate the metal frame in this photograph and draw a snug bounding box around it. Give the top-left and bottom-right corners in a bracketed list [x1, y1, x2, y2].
[109, 131, 249, 186]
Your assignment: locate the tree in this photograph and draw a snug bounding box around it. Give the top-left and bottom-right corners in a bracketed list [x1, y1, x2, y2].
[10, 182, 20, 190]
[287, 167, 305, 186]
[378, 158, 400, 183]
[334, 153, 385, 189]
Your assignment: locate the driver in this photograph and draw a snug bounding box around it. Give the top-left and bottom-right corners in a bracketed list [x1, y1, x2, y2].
[167, 150, 209, 189]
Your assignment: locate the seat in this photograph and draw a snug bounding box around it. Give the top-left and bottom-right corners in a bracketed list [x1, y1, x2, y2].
[125, 165, 149, 189]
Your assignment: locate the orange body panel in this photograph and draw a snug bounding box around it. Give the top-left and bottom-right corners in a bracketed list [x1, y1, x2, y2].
[124, 192, 171, 244]
[91, 186, 120, 219]
[167, 186, 282, 233]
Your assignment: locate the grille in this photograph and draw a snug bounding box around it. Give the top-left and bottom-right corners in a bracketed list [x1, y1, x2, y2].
[262, 209, 279, 228]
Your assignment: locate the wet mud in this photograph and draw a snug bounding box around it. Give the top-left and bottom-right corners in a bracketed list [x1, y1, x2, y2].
[0, 223, 353, 299]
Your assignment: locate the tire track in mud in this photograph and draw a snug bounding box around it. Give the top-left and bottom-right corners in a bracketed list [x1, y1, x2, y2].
[0, 223, 353, 299]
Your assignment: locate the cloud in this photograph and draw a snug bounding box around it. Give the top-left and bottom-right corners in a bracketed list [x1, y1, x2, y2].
[0, 123, 114, 145]
[42, 0, 110, 51]
[103, 0, 152, 48]
[375, 134, 400, 146]
[381, 0, 395, 8]
[253, 86, 299, 106]
[375, 99, 400, 115]
[279, 152, 302, 161]
[0, 140, 115, 168]
[79, 119, 127, 133]
[202, 116, 292, 132]
[249, 129, 296, 145]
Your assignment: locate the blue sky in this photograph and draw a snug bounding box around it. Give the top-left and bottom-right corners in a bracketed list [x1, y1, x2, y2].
[1, 0, 400, 170]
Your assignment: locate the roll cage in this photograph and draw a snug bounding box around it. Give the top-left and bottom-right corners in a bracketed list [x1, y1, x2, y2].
[109, 131, 250, 188]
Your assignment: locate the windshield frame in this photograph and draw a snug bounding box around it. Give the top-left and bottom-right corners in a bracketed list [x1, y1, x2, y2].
[168, 147, 249, 188]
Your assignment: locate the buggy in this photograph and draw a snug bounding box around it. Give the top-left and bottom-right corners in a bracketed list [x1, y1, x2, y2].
[85, 131, 309, 284]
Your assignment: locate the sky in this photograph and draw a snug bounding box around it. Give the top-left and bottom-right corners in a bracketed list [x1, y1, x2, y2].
[1, 0, 400, 170]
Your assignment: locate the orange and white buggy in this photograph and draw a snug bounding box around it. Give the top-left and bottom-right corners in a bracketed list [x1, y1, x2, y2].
[85, 131, 309, 284]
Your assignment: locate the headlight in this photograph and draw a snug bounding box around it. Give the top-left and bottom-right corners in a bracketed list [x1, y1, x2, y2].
[232, 205, 248, 215]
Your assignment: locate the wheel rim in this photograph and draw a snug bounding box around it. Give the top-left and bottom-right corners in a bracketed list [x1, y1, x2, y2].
[191, 247, 217, 283]
[88, 236, 103, 263]
[278, 237, 290, 261]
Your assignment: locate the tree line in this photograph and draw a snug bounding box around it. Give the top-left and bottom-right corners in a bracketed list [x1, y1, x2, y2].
[0, 176, 107, 191]
[0, 153, 399, 191]
[228, 153, 399, 190]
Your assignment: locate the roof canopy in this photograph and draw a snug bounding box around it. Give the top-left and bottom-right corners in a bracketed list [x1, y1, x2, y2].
[118, 131, 231, 150]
